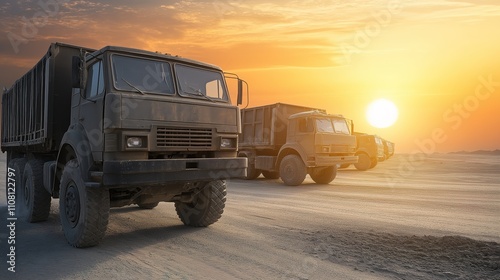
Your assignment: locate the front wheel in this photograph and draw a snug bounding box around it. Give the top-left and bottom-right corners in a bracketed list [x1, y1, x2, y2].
[59, 160, 109, 248]
[279, 155, 307, 186]
[310, 165, 337, 184]
[354, 154, 371, 171]
[175, 180, 226, 227]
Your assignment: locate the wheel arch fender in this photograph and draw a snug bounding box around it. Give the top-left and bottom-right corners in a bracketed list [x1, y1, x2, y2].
[277, 144, 307, 168]
[53, 124, 95, 196]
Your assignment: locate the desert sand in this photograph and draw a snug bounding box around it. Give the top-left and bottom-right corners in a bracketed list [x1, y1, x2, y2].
[0, 153, 499, 279]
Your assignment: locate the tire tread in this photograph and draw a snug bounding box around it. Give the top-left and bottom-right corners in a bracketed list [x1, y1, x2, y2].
[175, 180, 226, 227]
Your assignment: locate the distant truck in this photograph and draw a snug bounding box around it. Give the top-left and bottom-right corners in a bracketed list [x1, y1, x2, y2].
[238, 103, 358, 186]
[2, 42, 247, 247]
[342, 132, 385, 171]
[382, 139, 395, 159]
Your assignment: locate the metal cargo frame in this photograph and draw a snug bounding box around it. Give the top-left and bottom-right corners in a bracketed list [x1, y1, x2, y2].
[239, 103, 325, 149]
[1, 43, 95, 153]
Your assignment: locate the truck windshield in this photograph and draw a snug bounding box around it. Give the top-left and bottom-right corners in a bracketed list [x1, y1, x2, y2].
[112, 55, 175, 94]
[175, 64, 228, 102]
[316, 118, 351, 135]
[332, 118, 351, 134]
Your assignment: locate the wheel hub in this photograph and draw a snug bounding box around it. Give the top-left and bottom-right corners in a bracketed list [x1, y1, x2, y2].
[23, 177, 31, 207]
[284, 164, 293, 177]
[65, 183, 80, 228]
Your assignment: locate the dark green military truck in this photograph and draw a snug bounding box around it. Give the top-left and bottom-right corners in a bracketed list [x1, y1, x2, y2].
[2, 42, 247, 247]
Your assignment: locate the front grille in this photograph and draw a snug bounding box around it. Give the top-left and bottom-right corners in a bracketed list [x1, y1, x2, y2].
[156, 127, 213, 148]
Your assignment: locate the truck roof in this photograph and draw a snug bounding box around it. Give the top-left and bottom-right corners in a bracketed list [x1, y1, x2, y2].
[242, 102, 324, 111]
[289, 110, 345, 120]
[88, 45, 223, 71]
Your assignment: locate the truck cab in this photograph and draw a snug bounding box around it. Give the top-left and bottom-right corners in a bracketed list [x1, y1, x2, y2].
[284, 111, 357, 168]
[239, 103, 358, 186]
[68, 46, 245, 186]
[381, 138, 395, 159]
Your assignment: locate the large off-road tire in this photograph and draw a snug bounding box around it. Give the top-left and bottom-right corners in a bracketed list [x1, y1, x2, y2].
[310, 165, 337, 184]
[369, 157, 378, 169]
[354, 153, 371, 171]
[339, 163, 351, 169]
[262, 171, 280, 179]
[137, 202, 159, 209]
[175, 180, 226, 227]
[20, 159, 51, 222]
[279, 155, 307, 186]
[59, 159, 109, 248]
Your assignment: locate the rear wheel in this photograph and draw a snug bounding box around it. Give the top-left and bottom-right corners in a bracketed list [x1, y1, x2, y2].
[240, 155, 261, 180]
[59, 160, 109, 248]
[339, 163, 351, 169]
[262, 171, 280, 179]
[175, 180, 226, 227]
[369, 157, 378, 169]
[310, 165, 337, 184]
[21, 159, 51, 222]
[137, 202, 159, 209]
[279, 155, 307, 186]
[354, 154, 371, 171]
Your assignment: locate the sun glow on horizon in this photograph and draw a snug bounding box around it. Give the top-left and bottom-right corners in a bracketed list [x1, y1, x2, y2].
[366, 99, 399, 128]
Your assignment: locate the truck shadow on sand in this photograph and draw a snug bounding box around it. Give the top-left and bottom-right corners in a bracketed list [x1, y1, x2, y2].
[0, 205, 206, 279]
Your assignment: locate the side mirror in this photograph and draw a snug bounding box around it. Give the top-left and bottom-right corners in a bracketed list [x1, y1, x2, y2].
[71, 51, 87, 91]
[71, 56, 81, 88]
[237, 79, 243, 105]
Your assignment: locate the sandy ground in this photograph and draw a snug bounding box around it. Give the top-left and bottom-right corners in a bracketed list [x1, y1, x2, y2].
[0, 153, 499, 279]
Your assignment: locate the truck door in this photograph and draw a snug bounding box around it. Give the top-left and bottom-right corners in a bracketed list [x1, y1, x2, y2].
[79, 59, 105, 160]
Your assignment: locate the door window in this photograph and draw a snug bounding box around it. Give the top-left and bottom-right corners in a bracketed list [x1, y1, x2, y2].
[86, 61, 104, 98]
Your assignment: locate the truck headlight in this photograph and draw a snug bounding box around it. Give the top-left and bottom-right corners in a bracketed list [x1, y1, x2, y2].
[220, 137, 236, 149]
[322, 146, 330, 153]
[127, 137, 143, 148]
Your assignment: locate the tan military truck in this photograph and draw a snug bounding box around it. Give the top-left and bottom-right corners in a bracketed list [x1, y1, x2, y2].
[2, 42, 247, 247]
[382, 138, 395, 159]
[238, 103, 358, 186]
[341, 132, 385, 171]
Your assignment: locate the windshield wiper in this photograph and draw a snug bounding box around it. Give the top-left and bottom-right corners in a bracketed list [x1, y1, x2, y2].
[184, 86, 216, 103]
[121, 78, 145, 95]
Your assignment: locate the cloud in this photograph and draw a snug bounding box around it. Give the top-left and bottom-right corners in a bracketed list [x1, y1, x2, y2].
[1, 0, 500, 87]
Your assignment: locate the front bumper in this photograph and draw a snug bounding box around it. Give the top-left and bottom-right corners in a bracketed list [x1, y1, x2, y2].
[308, 155, 358, 167]
[101, 157, 247, 187]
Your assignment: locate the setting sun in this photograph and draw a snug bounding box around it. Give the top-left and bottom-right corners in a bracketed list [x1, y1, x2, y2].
[366, 99, 399, 128]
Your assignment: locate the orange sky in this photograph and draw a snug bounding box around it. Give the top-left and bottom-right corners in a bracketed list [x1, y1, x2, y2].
[1, 0, 499, 153]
